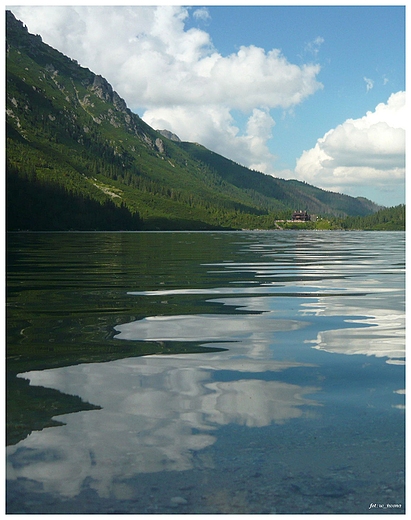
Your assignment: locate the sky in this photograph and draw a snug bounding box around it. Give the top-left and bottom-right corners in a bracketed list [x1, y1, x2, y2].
[7, 4, 406, 207]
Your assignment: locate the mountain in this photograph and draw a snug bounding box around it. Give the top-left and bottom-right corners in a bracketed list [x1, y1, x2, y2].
[157, 129, 181, 143]
[6, 11, 382, 231]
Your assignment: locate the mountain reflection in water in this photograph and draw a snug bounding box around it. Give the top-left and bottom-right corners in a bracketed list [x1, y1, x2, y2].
[6, 231, 405, 514]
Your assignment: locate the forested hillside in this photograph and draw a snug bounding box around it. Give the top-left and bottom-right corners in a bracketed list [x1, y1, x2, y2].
[6, 11, 383, 231]
[340, 204, 405, 230]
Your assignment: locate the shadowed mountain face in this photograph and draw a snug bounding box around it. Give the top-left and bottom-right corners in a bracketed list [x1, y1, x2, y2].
[6, 11, 381, 231]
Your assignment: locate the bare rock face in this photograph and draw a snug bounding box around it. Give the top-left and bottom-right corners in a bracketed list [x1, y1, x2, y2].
[155, 138, 165, 154]
[90, 75, 114, 103]
[157, 129, 181, 143]
[87, 74, 155, 145]
[112, 91, 127, 112]
[90, 76, 126, 112]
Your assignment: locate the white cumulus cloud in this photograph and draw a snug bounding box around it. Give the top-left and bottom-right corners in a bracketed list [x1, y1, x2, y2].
[10, 5, 322, 173]
[294, 91, 405, 203]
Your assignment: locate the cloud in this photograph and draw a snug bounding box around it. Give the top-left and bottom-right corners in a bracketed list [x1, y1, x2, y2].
[364, 76, 374, 92]
[193, 7, 211, 22]
[144, 105, 277, 173]
[10, 5, 322, 174]
[294, 91, 405, 202]
[304, 36, 324, 57]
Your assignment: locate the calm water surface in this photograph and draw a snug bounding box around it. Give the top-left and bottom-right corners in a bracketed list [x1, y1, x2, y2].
[6, 231, 405, 514]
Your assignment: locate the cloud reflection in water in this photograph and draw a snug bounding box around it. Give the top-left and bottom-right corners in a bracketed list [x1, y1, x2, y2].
[9, 352, 320, 498]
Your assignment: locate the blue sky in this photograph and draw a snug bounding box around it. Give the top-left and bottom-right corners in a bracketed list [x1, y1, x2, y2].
[201, 6, 404, 164]
[193, 5, 405, 206]
[8, 5, 405, 206]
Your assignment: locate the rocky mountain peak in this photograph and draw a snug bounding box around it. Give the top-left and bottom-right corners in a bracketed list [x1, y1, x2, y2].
[157, 129, 181, 142]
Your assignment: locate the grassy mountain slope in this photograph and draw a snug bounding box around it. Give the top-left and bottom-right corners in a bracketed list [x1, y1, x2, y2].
[180, 142, 380, 217]
[6, 11, 381, 231]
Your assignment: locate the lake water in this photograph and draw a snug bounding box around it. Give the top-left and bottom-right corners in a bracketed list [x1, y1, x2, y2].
[6, 231, 405, 514]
